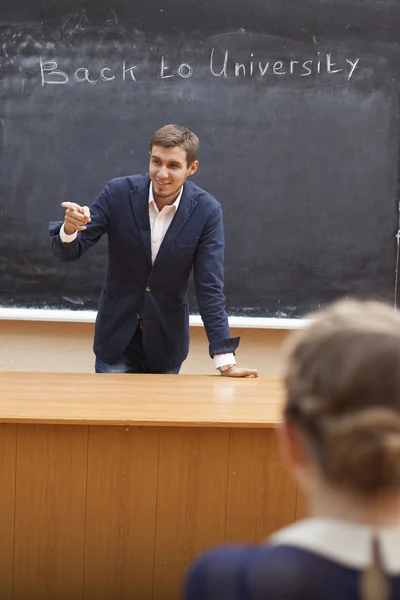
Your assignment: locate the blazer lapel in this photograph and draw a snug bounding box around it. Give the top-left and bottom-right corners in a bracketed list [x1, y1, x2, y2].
[130, 179, 152, 268]
[152, 181, 198, 269]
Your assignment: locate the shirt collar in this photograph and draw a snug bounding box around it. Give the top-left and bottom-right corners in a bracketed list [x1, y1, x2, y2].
[148, 181, 183, 211]
[269, 518, 400, 574]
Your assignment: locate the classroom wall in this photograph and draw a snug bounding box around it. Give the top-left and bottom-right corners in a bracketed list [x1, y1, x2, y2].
[0, 321, 290, 375]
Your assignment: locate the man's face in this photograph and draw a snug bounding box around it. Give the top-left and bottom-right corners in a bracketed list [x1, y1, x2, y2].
[149, 145, 198, 204]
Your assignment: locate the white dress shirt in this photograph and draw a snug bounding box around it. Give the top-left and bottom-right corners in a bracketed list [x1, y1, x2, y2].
[59, 182, 235, 369]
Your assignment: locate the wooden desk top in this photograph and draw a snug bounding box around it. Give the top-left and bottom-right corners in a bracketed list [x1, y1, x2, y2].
[0, 372, 285, 427]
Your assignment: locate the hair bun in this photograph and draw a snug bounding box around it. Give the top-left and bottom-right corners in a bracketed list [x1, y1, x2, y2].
[321, 408, 400, 494]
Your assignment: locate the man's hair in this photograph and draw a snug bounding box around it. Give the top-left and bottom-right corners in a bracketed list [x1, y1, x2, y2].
[149, 124, 199, 166]
[284, 299, 400, 496]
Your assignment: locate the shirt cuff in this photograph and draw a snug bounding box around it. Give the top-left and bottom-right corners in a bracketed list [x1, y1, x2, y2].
[59, 223, 78, 243]
[213, 353, 236, 370]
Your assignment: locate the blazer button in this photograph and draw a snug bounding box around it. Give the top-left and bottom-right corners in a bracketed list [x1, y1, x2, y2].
[146, 286, 152, 292]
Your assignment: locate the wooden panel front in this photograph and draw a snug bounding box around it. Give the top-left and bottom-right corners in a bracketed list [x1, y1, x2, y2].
[0, 424, 17, 600]
[226, 429, 298, 542]
[83, 426, 159, 600]
[0, 421, 301, 600]
[13, 425, 88, 600]
[153, 428, 231, 600]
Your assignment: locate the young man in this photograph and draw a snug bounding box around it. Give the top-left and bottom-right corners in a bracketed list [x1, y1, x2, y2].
[49, 124, 258, 376]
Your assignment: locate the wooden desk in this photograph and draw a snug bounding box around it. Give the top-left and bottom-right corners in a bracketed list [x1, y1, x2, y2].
[0, 373, 306, 600]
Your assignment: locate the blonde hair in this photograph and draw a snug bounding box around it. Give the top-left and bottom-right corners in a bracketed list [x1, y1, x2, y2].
[284, 299, 400, 600]
[284, 299, 400, 495]
[360, 537, 389, 600]
[149, 124, 199, 166]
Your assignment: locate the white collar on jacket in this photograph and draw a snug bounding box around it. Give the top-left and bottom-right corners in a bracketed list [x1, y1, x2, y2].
[269, 518, 400, 574]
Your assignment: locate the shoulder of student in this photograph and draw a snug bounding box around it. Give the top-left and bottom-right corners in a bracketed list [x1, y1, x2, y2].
[186, 543, 347, 598]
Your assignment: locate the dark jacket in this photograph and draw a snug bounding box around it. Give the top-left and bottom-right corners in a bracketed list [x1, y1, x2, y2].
[49, 173, 239, 371]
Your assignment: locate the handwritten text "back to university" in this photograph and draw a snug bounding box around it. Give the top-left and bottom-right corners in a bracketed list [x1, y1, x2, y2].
[39, 49, 360, 85]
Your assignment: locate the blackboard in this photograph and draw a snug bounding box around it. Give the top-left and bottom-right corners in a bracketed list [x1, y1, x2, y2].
[1, 0, 400, 318]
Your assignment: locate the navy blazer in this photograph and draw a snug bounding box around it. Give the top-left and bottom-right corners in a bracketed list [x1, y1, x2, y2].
[185, 545, 400, 599]
[49, 174, 239, 372]
[185, 518, 400, 600]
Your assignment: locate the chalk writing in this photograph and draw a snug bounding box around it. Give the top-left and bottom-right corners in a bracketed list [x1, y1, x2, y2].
[39, 49, 360, 86]
[210, 49, 359, 80]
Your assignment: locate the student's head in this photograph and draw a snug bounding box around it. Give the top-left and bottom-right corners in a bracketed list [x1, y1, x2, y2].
[282, 299, 400, 498]
[149, 125, 199, 203]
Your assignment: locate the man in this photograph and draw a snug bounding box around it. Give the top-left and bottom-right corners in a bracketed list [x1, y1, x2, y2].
[49, 124, 258, 377]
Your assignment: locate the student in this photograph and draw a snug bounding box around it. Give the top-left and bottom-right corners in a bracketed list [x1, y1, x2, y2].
[185, 299, 400, 599]
[49, 124, 258, 377]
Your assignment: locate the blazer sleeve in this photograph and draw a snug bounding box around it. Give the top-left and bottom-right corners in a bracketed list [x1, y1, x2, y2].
[193, 203, 240, 357]
[48, 181, 113, 262]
